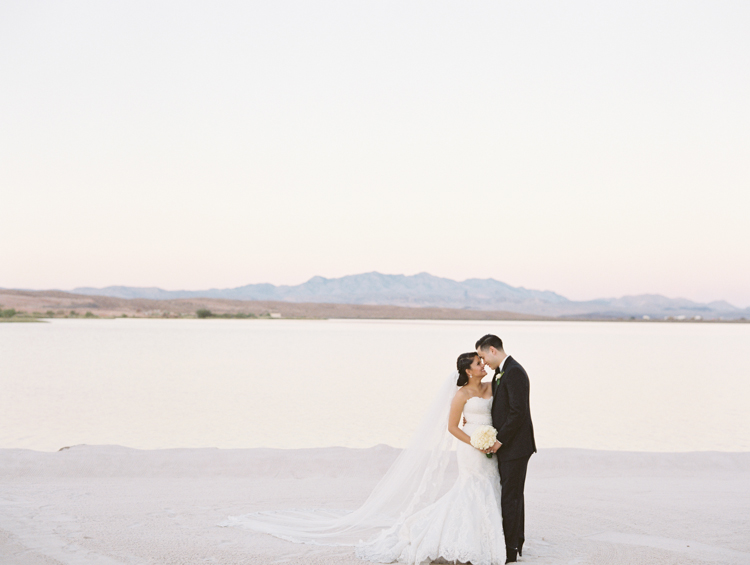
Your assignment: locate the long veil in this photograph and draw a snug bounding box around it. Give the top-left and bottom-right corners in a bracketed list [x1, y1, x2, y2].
[220, 371, 460, 548]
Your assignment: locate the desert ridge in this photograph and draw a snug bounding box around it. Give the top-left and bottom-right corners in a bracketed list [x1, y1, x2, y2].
[0, 289, 547, 320]
[4, 289, 746, 322]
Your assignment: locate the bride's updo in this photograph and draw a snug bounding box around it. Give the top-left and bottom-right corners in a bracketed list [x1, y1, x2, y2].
[456, 352, 477, 386]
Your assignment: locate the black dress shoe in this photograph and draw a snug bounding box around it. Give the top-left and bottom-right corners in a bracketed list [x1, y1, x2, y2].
[505, 548, 518, 563]
[518, 540, 524, 557]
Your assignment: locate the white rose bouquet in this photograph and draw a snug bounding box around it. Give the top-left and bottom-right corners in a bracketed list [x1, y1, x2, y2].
[470, 425, 498, 458]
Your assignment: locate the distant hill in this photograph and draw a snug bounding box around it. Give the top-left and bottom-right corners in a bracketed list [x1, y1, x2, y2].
[0, 289, 547, 321]
[73, 272, 750, 320]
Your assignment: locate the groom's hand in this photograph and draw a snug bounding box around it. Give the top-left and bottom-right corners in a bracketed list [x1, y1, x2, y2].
[486, 441, 501, 454]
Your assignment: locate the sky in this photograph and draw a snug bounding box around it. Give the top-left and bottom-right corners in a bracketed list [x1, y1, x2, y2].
[1, 1, 749, 307]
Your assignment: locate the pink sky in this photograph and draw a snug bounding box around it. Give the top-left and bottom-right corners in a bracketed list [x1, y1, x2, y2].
[2, 2, 749, 307]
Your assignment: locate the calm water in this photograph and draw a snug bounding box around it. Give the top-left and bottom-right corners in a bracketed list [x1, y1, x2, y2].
[1, 318, 748, 452]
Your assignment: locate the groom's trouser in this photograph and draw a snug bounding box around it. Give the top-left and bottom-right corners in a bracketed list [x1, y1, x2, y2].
[498, 455, 530, 551]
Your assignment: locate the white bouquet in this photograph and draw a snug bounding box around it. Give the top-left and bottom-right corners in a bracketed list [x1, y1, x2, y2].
[470, 425, 498, 458]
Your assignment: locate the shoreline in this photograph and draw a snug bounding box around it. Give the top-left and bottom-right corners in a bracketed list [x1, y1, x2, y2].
[1, 445, 748, 564]
[4, 443, 750, 455]
[2, 289, 748, 322]
[3, 445, 749, 479]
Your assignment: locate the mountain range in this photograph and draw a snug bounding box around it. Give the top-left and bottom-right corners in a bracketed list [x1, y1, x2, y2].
[72, 272, 750, 320]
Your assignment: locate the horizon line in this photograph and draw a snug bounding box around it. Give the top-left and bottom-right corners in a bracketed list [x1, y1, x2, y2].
[2, 270, 746, 310]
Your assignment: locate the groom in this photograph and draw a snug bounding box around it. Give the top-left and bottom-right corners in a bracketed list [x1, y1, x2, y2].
[476, 334, 536, 564]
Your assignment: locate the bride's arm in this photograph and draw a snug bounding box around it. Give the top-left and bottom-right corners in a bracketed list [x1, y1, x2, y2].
[447, 392, 476, 447]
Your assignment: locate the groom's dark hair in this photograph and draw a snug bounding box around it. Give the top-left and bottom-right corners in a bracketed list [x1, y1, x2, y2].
[475, 334, 503, 351]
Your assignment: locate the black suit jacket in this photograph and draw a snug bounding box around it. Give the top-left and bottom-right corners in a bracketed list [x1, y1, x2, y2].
[491, 356, 537, 462]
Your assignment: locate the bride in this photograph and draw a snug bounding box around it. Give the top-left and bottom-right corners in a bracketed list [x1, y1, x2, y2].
[221, 352, 506, 565]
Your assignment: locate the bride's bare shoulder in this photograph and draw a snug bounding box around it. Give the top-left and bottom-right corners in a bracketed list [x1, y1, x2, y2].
[453, 387, 469, 402]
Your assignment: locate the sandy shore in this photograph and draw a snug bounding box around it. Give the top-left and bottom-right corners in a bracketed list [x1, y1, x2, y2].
[0, 290, 547, 320]
[1, 446, 748, 565]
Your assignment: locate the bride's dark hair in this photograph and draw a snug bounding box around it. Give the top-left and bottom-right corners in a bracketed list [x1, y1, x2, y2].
[456, 352, 477, 386]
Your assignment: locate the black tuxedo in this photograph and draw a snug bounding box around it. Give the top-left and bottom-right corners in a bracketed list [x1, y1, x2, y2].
[491, 355, 536, 554]
[491, 356, 536, 462]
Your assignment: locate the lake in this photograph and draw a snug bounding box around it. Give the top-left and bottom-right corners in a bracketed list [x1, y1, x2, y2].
[1, 318, 748, 452]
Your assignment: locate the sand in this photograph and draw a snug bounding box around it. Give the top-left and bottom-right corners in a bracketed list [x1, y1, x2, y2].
[1, 446, 748, 565]
[0, 290, 548, 321]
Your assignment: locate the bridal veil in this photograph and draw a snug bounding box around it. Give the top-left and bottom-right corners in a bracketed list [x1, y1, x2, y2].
[220, 371, 460, 547]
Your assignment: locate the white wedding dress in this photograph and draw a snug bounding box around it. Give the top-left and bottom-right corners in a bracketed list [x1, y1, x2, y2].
[356, 396, 505, 565]
[221, 375, 505, 565]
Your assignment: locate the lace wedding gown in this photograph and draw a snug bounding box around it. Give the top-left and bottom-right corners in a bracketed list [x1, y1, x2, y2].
[221, 379, 505, 565]
[356, 396, 505, 565]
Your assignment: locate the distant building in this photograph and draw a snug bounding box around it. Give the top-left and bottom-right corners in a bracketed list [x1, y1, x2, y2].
[642, 315, 650, 320]
[270, 313, 282, 319]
